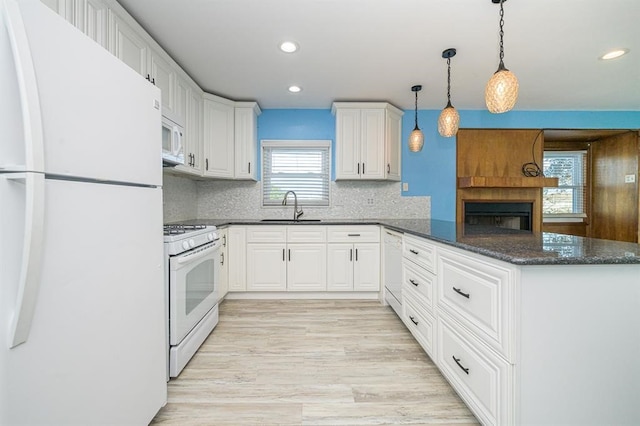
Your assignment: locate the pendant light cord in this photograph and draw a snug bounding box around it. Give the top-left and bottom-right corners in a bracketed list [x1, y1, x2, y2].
[414, 90, 419, 129]
[498, 0, 506, 70]
[446, 57, 452, 107]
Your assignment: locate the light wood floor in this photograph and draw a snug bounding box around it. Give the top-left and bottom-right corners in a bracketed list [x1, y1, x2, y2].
[151, 299, 479, 425]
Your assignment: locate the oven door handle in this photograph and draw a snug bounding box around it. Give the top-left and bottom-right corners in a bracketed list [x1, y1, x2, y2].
[175, 244, 219, 265]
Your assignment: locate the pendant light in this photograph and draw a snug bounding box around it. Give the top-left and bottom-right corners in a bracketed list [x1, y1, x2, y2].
[408, 85, 424, 152]
[438, 48, 460, 137]
[485, 0, 519, 113]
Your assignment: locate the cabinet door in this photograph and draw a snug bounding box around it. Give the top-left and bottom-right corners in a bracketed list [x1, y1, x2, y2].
[360, 109, 385, 179]
[149, 50, 175, 119]
[234, 106, 258, 180]
[353, 243, 380, 291]
[178, 87, 203, 175]
[287, 244, 327, 291]
[385, 109, 401, 180]
[217, 229, 229, 300]
[73, 0, 107, 48]
[327, 244, 354, 291]
[108, 11, 148, 77]
[246, 244, 287, 291]
[335, 109, 361, 179]
[41, 0, 74, 24]
[228, 227, 246, 291]
[203, 99, 234, 178]
[174, 76, 189, 128]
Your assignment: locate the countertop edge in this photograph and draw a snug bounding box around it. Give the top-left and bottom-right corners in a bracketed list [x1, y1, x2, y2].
[172, 219, 640, 266]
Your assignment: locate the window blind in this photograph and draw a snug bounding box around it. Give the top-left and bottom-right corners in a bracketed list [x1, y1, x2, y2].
[262, 142, 330, 207]
[543, 151, 587, 216]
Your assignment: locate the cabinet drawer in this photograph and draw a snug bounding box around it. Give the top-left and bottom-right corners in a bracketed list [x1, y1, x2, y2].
[246, 226, 287, 243]
[287, 226, 327, 243]
[327, 226, 380, 243]
[402, 259, 435, 311]
[403, 292, 435, 358]
[437, 248, 513, 360]
[403, 235, 435, 273]
[437, 314, 511, 426]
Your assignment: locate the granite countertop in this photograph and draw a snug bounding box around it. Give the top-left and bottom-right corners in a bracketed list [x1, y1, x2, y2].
[172, 218, 640, 266]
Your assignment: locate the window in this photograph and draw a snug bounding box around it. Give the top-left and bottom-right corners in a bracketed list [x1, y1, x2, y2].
[543, 151, 587, 219]
[262, 140, 331, 207]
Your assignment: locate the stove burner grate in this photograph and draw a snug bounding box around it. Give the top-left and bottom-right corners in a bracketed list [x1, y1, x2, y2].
[163, 224, 207, 236]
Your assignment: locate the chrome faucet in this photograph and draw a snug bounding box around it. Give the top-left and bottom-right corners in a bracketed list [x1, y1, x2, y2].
[282, 190, 304, 221]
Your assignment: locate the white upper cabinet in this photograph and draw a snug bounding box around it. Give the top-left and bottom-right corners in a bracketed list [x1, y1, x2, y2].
[203, 94, 235, 178]
[148, 49, 176, 121]
[41, 0, 74, 23]
[175, 83, 203, 176]
[74, 0, 108, 48]
[332, 102, 403, 181]
[234, 102, 261, 181]
[108, 10, 148, 76]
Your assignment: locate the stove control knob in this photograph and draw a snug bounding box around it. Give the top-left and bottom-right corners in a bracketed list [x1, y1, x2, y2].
[207, 233, 214, 241]
[189, 239, 195, 248]
[182, 241, 190, 250]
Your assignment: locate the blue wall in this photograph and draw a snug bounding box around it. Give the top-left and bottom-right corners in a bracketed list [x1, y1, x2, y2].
[258, 109, 640, 221]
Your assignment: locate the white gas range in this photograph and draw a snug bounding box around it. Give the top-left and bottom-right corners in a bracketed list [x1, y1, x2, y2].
[163, 224, 221, 378]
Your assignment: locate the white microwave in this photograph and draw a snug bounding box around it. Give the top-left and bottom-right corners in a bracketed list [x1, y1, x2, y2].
[161, 116, 184, 166]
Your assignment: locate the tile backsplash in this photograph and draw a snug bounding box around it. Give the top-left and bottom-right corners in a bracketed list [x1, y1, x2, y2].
[163, 173, 430, 222]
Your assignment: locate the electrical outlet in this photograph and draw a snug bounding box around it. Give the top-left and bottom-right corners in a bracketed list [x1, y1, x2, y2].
[624, 174, 636, 183]
[402, 182, 409, 191]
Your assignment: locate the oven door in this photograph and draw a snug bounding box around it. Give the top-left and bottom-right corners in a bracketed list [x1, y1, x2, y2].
[169, 241, 219, 345]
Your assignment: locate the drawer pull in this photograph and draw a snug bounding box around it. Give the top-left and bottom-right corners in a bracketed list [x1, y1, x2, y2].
[348, 233, 361, 237]
[409, 316, 419, 325]
[453, 286, 470, 299]
[409, 249, 419, 255]
[453, 356, 470, 375]
[409, 279, 419, 287]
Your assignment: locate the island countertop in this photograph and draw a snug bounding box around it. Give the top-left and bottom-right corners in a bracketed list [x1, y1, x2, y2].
[171, 218, 640, 266]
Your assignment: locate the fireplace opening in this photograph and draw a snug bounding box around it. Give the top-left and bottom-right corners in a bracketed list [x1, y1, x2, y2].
[464, 201, 533, 234]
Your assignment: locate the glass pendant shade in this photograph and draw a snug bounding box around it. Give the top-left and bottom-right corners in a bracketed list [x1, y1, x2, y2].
[485, 68, 519, 113]
[438, 104, 460, 137]
[408, 127, 424, 152]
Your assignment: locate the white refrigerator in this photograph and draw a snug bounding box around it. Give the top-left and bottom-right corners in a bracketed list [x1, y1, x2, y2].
[0, 0, 167, 424]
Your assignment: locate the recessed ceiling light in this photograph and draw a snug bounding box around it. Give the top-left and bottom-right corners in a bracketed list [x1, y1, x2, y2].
[279, 41, 299, 53]
[600, 48, 629, 60]
[288, 86, 302, 93]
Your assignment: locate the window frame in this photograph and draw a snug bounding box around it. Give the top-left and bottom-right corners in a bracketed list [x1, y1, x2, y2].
[543, 149, 590, 223]
[260, 140, 332, 208]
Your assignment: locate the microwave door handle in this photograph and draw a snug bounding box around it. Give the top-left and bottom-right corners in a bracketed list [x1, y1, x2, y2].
[173, 126, 182, 156]
[176, 244, 218, 265]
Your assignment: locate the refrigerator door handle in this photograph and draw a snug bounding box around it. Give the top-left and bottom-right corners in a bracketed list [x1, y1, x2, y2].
[3, 0, 45, 171]
[6, 173, 45, 348]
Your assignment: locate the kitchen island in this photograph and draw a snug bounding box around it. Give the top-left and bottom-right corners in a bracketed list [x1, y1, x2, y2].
[170, 218, 640, 425]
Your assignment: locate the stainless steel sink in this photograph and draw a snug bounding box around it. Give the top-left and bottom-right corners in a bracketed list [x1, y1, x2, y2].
[260, 219, 322, 222]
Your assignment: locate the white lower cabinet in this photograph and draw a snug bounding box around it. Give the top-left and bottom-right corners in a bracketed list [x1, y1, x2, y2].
[287, 244, 327, 291]
[245, 226, 327, 292]
[437, 312, 512, 426]
[327, 226, 381, 292]
[327, 243, 379, 291]
[246, 243, 287, 291]
[227, 226, 246, 291]
[217, 228, 229, 301]
[402, 289, 435, 357]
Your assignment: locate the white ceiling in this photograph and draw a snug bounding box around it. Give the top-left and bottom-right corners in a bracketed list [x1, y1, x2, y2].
[117, 0, 640, 111]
